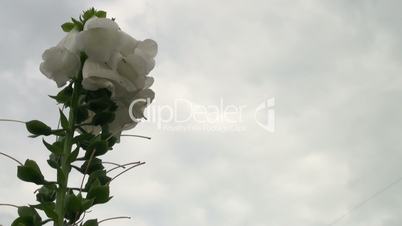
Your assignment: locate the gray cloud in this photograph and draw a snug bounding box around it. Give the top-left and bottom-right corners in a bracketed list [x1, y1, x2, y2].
[0, 0, 401, 226]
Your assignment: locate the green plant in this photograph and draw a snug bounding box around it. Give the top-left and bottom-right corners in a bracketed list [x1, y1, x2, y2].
[0, 7, 157, 226]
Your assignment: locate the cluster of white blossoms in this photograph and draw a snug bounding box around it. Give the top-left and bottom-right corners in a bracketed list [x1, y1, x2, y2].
[40, 16, 157, 136]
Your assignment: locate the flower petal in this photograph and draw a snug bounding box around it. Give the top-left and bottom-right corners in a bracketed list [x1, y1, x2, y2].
[106, 51, 123, 70]
[130, 89, 155, 119]
[109, 89, 155, 135]
[57, 30, 79, 53]
[84, 17, 120, 30]
[137, 39, 158, 57]
[77, 28, 120, 62]
[144, 77, 154, 89]
[134, 48, 156, 73]
[81, 89, 155, 138]
[118, 31, 139, 56]
[126, 51, 155, 75]
[40, 46, 80, 87]
[108, 102, 138, 137]
[116, 56, 146, 90]
[82, 59, 138, 96]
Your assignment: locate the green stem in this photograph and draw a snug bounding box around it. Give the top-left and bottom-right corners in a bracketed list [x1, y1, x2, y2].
[54, 74, 82, 226]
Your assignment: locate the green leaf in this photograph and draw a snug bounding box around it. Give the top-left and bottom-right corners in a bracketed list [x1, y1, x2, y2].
[80, 51, 88, 63]
[11, 217, 28, 226]
[81, 158, 104, 174]
[47, 153, 60, 169]
[71, 17, 83, 31]
[68, 145, 80, 163]
[74, 133, 96, 150]
[59, 109, 69, 129]
[76, 106, 89, 123]
[86, 179, 111, 204]
[107, 136, 117, 148]
[51, 129, 66, 137]
[49, 84, 73, 105]
[83, 219, 99, 226]
[36, 184, 57, 203]
[11, 218, 28, 226]
[100, 125, 110, 139]
[84, 170, 111, 191]
[17, 160, 46, 185]
[32, 202, 58, 220]
[65, 193, 94, 221]
[85, 88, 112, 101]
[61, 22, 75, 32]
[64, 193, 81, 221]
[25, 120, 52, 136]
[65, 192, 80, 212]
[28, 134, 40, 138]
[81, 197, 94, 211]
[85, 140, 108, 157]
[95, 10, 107, 18]
[92, 111, 115, 125]
[42, 139, 63, 155]
[83, 9, 96, 21]
[88, 98, 113, 112]
[57, 169, 67, 187]
[11, 206, 42, 226]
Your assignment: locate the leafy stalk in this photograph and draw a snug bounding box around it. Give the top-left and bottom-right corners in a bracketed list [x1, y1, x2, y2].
[54, 70, 83, 226]
[3, 8, 148, 226]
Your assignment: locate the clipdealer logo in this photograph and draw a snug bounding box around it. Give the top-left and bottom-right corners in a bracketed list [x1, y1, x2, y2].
[254, 98, 275, 132]
[129, 97, 275, 132]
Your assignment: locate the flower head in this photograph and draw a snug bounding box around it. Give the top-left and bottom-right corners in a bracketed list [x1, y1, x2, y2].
[40, 31, 81, 87]
[40, 11, 157, 136]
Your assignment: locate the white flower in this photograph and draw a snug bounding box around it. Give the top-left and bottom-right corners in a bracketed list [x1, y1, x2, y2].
[128, 89, 156, 119]
[82, 58, 137, 97]
[79, 18, 158, 96]
[137, 39, 158, 58]
[80, 88, 155, 138]
[76, 17, 122, 62]
[79, 17, 157, 136]
[118, 32, 139, 57]
[40, 15, 157, 136]
[58, 30, 80, 53]
[84, 17, 120, 30]
[82, 57, 156, 136]
[108, 89, 155, 136]
[40, 31, 81, 87]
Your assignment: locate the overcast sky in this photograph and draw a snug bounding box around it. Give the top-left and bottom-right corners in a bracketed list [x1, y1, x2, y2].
[1, 0, 402, 226]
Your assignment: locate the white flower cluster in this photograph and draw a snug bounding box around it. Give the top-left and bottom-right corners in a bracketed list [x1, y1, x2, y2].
[40, 16, 157, 136]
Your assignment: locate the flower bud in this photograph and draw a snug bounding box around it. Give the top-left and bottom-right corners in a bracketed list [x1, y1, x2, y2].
[25, 120, 52, 136]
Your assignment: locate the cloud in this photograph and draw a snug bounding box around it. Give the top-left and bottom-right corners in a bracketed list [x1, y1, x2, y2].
[0, 0, 402, 226]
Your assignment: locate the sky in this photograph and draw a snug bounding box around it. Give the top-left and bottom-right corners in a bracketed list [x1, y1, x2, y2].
[0, 0, 402, 226]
